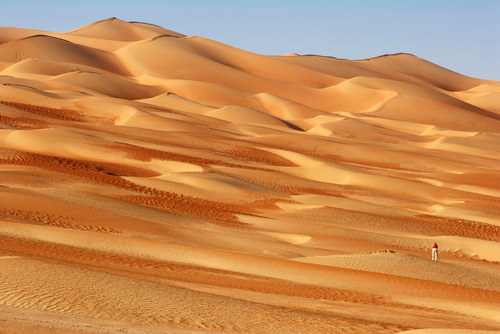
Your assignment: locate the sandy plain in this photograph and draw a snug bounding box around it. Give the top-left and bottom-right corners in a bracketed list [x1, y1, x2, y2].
[0, 18, 499, 333]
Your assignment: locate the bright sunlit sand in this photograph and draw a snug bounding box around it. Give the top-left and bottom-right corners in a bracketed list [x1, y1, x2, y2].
[0, 18, 499, 334]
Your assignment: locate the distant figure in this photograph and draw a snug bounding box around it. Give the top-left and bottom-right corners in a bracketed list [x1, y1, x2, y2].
[432, 243, 438, 262]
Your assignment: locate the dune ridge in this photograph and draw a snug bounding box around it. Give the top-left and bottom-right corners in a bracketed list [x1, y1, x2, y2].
[0, 18, 499, 333]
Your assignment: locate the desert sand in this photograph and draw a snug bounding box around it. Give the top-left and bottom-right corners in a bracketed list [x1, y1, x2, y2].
[0, 17, 499, 333]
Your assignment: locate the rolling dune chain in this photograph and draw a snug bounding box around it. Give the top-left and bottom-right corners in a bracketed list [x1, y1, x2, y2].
[0, 18, 499, 333]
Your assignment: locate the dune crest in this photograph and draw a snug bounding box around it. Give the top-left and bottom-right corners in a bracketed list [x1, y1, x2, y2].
[1, 18, 499, 334]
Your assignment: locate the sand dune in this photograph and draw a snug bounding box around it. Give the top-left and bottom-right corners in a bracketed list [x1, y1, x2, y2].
[68, 17, 185, 41]
[0, 34, 129, 76]
[294, 250, 500, 290]
[0, 18, 499, 333]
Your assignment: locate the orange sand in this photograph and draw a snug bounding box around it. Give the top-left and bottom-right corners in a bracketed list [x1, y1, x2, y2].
[0, 18, 499, 334]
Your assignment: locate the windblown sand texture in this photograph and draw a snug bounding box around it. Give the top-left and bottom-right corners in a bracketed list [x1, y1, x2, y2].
[0, 18, 499, 334]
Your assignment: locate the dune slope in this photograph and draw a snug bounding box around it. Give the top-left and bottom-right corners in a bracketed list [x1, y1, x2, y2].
[1, 18, 499, 334]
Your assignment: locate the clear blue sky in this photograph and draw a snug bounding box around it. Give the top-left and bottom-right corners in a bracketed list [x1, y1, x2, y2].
[3, 0, 499, 80]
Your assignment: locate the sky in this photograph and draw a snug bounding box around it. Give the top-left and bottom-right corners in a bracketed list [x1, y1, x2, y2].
[2, 0, 499, 80]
